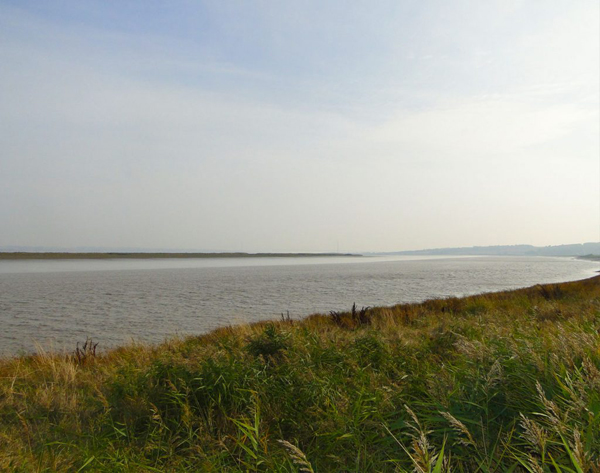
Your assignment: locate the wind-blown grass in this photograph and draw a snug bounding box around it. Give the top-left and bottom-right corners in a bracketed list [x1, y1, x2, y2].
[1, 277, 599, 471]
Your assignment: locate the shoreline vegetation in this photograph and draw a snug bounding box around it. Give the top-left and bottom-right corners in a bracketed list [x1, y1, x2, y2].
[0, 252, 358, 260]
[1, 277, 599, 471]
[579, 254, 600, 262]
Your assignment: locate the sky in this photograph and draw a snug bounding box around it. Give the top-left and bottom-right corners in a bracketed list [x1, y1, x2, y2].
[0, 1, 598, 253]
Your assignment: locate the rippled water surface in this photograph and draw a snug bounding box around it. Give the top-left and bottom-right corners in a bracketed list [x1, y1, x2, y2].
[0, 255, 598, 355]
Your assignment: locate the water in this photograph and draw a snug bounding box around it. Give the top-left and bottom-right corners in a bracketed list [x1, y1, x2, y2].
[0, 255, 598, 356]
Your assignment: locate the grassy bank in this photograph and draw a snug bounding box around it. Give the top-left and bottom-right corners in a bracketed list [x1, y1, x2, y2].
[1, 278, 599, 472]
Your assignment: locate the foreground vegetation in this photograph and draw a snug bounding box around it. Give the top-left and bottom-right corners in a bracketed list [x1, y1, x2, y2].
[1, 277, 599, 472]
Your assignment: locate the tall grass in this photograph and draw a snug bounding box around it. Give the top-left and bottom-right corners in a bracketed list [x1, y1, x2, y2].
[1, 277, 599, 471]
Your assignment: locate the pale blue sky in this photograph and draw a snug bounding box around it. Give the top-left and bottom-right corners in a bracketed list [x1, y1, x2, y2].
[1, 1, 598, 252]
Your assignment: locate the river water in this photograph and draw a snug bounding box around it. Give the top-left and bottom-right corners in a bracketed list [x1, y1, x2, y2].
[0, 255, 598, 355]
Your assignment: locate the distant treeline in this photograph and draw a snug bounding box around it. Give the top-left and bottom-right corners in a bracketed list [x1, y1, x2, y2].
[0, 252, 357, 260]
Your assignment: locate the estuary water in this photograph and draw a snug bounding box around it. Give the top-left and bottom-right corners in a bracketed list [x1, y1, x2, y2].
[0, 255, 598, 356]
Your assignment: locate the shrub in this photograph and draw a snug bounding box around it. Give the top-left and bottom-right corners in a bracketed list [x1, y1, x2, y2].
[246, 324, 288, 359]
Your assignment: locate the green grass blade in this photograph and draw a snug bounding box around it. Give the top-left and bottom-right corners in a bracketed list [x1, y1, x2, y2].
[559, 433, 584, 473]
[76, 456, 95, 472]
[432, 439, 445, 473]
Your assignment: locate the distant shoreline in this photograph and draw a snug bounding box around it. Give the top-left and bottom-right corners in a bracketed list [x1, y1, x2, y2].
[578, 254, 600, 262]
[0, 252, 360, 260]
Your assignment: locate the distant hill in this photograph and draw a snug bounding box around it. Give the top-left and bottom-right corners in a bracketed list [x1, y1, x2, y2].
[379, 242, 600, 257]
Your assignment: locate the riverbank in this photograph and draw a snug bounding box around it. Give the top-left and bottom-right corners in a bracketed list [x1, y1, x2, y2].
[1, 276, 599, 471]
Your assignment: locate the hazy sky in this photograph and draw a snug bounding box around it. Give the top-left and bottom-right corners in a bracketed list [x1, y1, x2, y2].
[1, 1, 598, 252]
